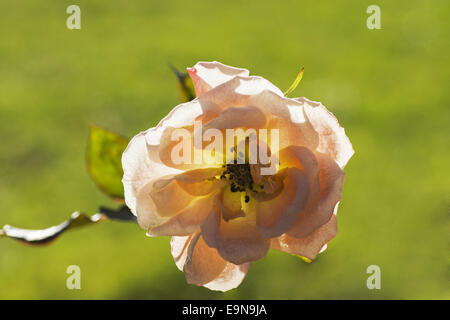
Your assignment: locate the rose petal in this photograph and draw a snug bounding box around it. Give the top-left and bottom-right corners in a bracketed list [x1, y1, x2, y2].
[171, 234, 251, 291]
[183, 233, 227, 285]
[201, 204, 270, 265]
[149, 176, 195, 217]
[276, 146, 322, 235]
[122, 130, 182, 217]
[122, 98, 222, 219]
[175, 168, 225, 196]
[142, 98, 222, 172]
[278, 145, 320, 174]
[144, 167, 226, 235]
[198, 76, 284, 111]
[249, 90, 319, 151]
[287, 153, 344, 238]
[146, 99, 220, 148]
[296, 97, 354, 168]
[204, 262, 251, 292]
[135, 180, 170, 229]
[203, 106, 267, 130]
[171, 234, 194, 271]
[271, 213, 338, 260]
[148, 165, 227, 218]
[188, 61, 250, 96]
[174, 167, 223, 184]
[157, 125, 201, 171]
[219, 187, 246, 222]
[147, 193, 217, 236]
[254, 167, 310, 238]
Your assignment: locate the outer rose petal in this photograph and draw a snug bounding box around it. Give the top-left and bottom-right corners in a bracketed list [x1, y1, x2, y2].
[188, 61, 250, 96]
[122, 98, 219, 218]
[135, 181, 169, 230]
[296, 97, 354, 168]
[287, 152, 344, 238]
[271, 212, 338, 260]
[198, 76, 284, 111]
[122, 130, 181, 227]
[171, 234, 251, 291]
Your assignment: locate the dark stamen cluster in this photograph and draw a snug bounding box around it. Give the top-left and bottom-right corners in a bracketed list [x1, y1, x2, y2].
[220, 164, 254, 193]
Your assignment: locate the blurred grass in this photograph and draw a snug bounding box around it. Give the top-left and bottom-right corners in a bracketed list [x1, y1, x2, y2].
[0, 0, 448, 299]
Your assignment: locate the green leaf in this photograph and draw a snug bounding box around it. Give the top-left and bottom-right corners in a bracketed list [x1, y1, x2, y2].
[170, 64, 196, 103]
[284, 67, 305, 96]
[87, 124, 129, 199]
[0, 206, 136, 246]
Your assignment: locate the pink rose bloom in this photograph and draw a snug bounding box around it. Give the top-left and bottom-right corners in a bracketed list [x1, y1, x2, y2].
[122, 61, 354, 291]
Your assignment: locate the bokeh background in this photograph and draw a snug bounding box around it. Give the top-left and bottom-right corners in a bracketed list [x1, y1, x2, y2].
[0, 0, 448, 299]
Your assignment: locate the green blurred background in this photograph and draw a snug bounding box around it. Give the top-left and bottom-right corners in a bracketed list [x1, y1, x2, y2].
[0, 0, 448, 299]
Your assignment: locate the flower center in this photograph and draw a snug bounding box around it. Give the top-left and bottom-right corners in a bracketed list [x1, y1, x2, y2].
[215, 138, 270, 203]
[221, 164, 252, 191]
[220, 164, 259, 203]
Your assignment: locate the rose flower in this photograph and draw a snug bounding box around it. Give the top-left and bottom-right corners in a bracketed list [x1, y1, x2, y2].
[122, 61, 354, 291]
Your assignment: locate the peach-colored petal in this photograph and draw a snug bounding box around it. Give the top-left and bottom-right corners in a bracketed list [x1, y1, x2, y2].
[287, 153, 344, 238]
[148, 166, 227, 217]
[135, 180, 170, 229]
[249, 90, 319, 151]
[147, 193, 217, 236]
[254, 167, 310, 238]
[197, 76, 284, 111]
[271, 214, 337, 260]
[142, 98, 222, 172]
[122, 130, 182, 218]
[188, 61, 250, 96]
[219, 187, 246, 222]
[174, 167, 223, 184]
[177, 178, 226, 197]
[171, 234, 251, 291]
[201, 204, 270, 265]
[146, 99, 220, 148]
[122, 98, 222, 223]
[183, 233, 228, 285]
[145, 168, 226, 236]
[278, 145, 319, 174]
[203, 106, 267, 130]
[149, 177, 195, 217]
[277, 145, 322, 231]
[296, 97, 354, 168]
[122, 131, 183, 230]
[157, 125, 202, 171]
[203, 261, 251, 292]
[175, 168, 225, 196]
[171, 234, 194, 271]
